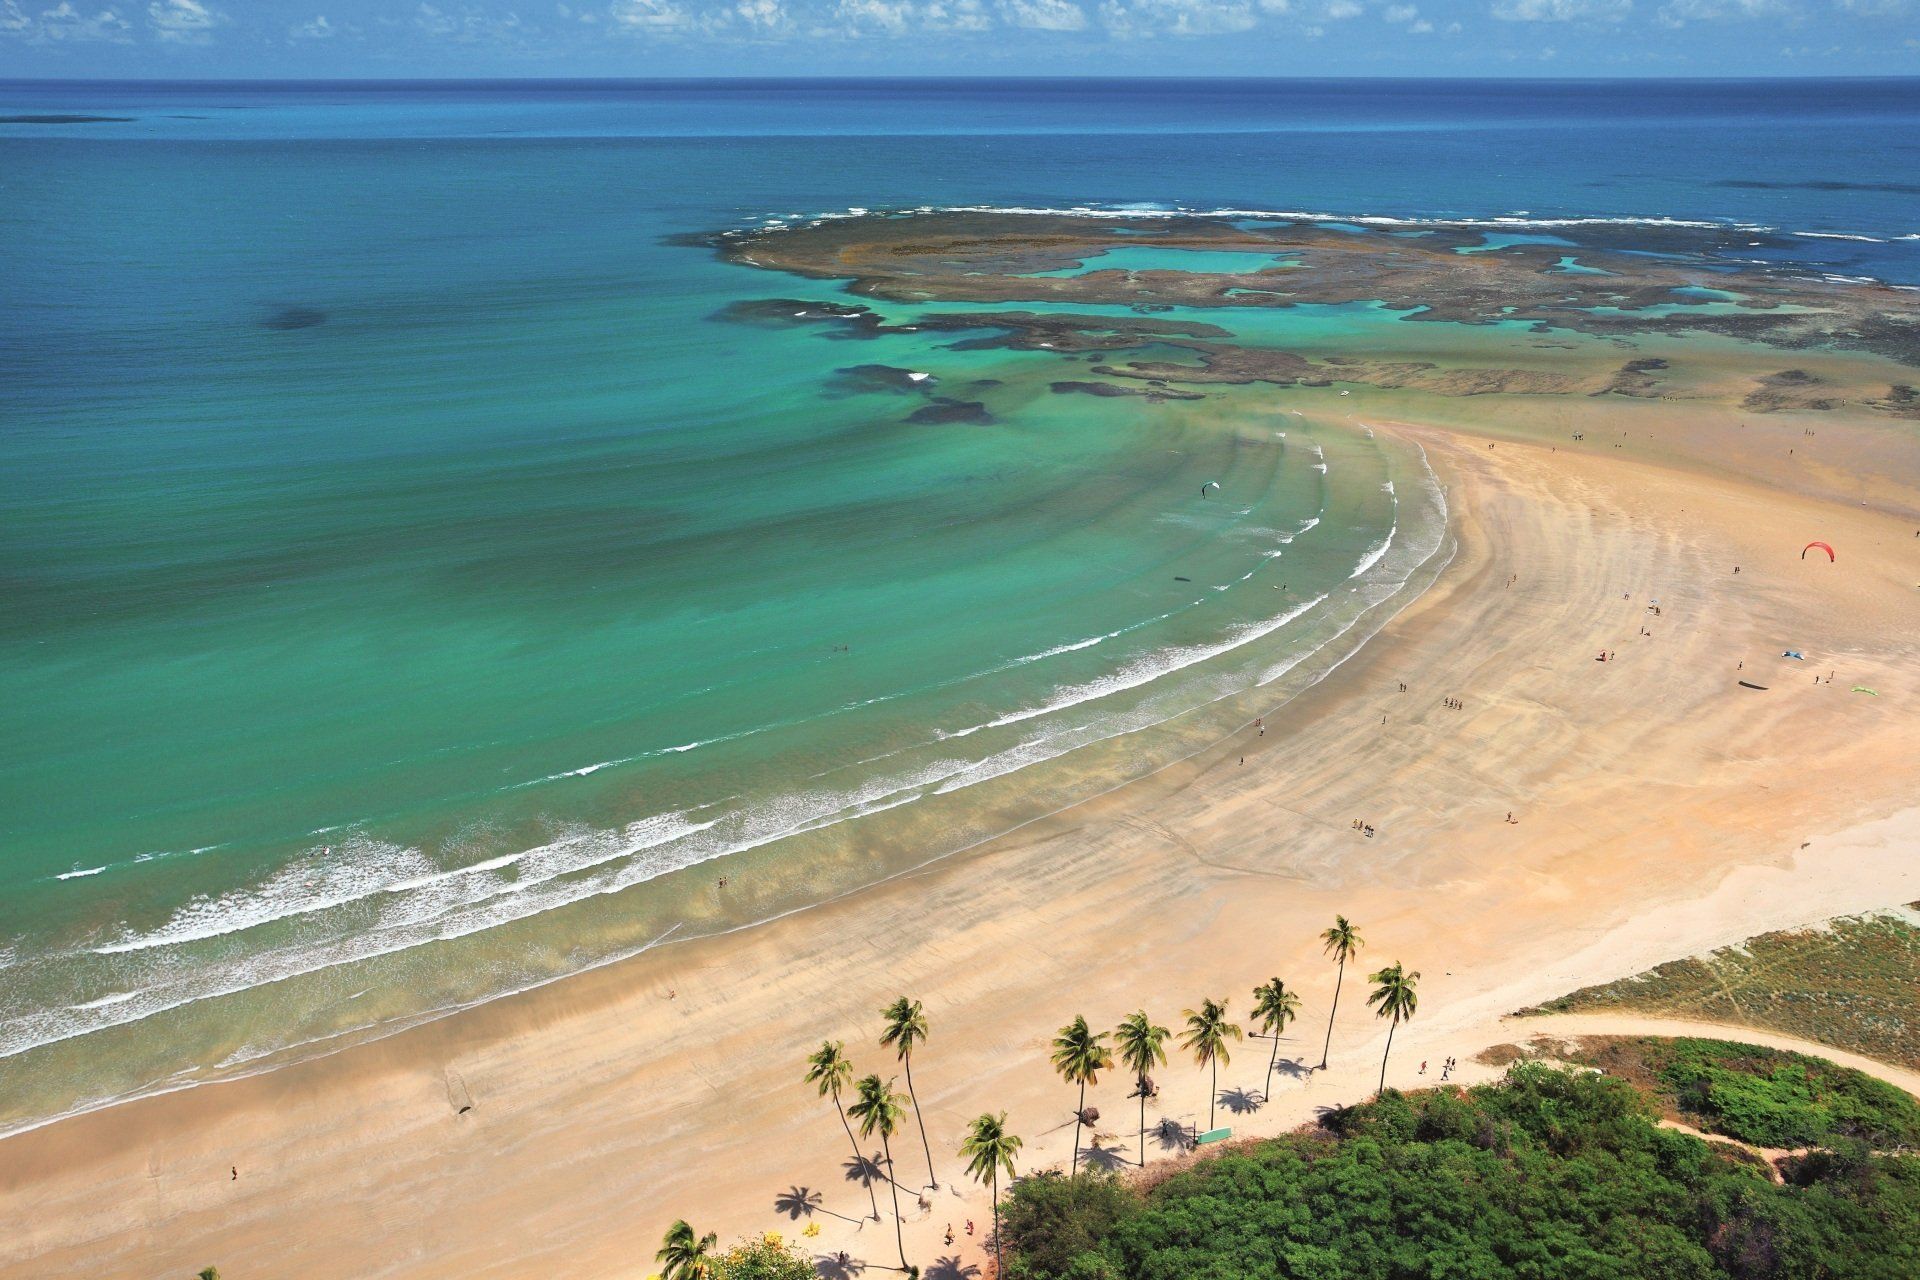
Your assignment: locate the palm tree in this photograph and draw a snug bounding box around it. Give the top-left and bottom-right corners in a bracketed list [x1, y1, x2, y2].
[1317, 915, 1365, 1070]
[1113, 1010, 1170, 1167]
[657, 1219, 718, 1280]
[1180, 997, 1242, 1132]
[805, 1039, 881, 1223]
[197, 1270, 221, 1280]
[880, 996, 939, 1190]
[1251, 977, 1301, 1084]
[849, 1073, 912, 1272]
[960, 1111, 1022, 1277]
[1366, 962, 1421, 1096]
[1049, 1015, 1113, 1175]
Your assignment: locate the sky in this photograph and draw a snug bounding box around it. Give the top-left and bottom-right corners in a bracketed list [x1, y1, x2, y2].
[0, 0, 1915, 78]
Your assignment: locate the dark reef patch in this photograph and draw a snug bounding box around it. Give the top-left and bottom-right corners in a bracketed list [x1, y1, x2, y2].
[260, 307, 329, 331]
[1742, 369, 1842, 413]
[1051, 380, 1204, 402]
[826, 364, 935, 396]
[1716, 179, 1920, 196]
[0, 114, 134, 124]
[713, 210, 1920, 373]
[905, 398, 992, 425]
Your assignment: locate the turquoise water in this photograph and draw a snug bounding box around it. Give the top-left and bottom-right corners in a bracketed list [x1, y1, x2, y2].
[1021, 246, 1298, 277]
[1550, 256, 1615, 276]
[3, 76, 1918, 1132]
[1454, 232, 1578, 254]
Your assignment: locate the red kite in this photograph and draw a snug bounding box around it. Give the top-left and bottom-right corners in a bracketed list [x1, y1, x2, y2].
[1802, 542, 1835, 562]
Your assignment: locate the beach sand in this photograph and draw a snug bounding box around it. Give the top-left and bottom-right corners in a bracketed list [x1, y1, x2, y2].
[4, 393, 1919, 1279]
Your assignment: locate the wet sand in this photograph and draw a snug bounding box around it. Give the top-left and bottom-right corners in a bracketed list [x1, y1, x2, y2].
[4, 395, 1919, 1279]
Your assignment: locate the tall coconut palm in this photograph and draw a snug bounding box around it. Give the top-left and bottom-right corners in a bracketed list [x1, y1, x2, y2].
[1049, 1015, 1113, 1175]
[1317, 915, 1365, 1070]
[1180, 997, 1242, 1132]
[879, 996, 939, 1190]
[1113, 1010, 1170, 1167]
[805, 1039, 881, 1223]
[1251, 977, 1301, 1084]
[657, 1219, 718, 1280]
[1366, 962, 1421, 1096]
[959, 1111, 1022, 1277]
[849, 1074, 912, 1272]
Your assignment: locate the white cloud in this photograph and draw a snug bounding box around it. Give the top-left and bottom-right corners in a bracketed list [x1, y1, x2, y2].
[1383, 2, 1415, 17]
[1835, 0, 1904, 11]
[1324, 0, 1361, 14]
[1101, 0, 1257, 32]
[831, 0, 989, 31]
[414, 2, 528, 40]
[1001, 0, 1086, 26]
[148, 0, 221, 42]
[607, 0, 688, 28]
[1409, 14, 1432, 25]
[1656, 0, 1787, 19]
[24, 1, 132, 39]
[290, 12, 332, 36]
[1490, 0, 1630, 19]
[732, 0, 789, 27]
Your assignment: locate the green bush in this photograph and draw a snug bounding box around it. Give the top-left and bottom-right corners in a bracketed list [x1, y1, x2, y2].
[1652, 1039, 1920, 1149]
[714, 1235, 816, 1280]
[1005, 1062, 1920, 1280]
[999, 1171, 1133, 1280]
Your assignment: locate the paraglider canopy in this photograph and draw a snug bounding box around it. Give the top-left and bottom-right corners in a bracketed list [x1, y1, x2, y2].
[1201, 481, 1221, 498]
[1802, 541, 1835, 562]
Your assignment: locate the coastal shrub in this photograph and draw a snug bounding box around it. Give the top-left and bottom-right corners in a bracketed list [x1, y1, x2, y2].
[998, 1171, 1132, 1280]
[1648, 1038, 1920, 1150]
[714, 1234, 815, 1280]
[1004, 1062, 1920, 1280]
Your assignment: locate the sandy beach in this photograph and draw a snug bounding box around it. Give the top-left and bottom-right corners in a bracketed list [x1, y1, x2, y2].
[4, 391, 1919, 1279]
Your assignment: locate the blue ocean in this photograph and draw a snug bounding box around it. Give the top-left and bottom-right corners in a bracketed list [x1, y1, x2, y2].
[2, 76, 1916, 1132]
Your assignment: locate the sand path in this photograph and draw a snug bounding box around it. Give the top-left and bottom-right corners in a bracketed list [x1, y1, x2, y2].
[3, 412, 1919, 1280]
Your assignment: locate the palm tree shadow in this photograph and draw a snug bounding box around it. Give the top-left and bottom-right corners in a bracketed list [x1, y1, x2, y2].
[776, 1184, 862, 1226]
[1271, 1056, 1312, 1081]
[1217, 1087, 1265, 1116]
[1081, 1140, 1130, 1172]
[815, 1253, 868, 1280]
[925, 1257, 981, 1280]
[843, 1153, 885, 1190]
[1153, 1116, 1195, 1152]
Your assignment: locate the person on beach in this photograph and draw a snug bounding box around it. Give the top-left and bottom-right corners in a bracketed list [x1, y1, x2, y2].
[966, 1221, 974, 1237]
[1419, 1060, 1427, 1075]
[945, 1225, 954, 1246]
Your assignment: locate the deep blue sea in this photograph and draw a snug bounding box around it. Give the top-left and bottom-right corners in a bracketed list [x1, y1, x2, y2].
[2, 77, 1916, 1132]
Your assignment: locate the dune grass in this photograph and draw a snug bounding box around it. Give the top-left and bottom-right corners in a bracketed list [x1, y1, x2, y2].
[1524, 904, 1920, 1069]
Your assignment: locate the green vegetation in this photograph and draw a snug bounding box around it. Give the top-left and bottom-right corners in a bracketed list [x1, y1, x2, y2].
[880, 996, 940, 1190]
[1364, 962, 1419, 1096]
[657, 1219, 719, 1280]
[1114, 1011, 1171, 1168]
[998, 1061, 1920, 1280]
[803, 1039, 881, 1223]
[1528, 905, 1920, 1069]
[1317, 915, 1364, 1070]
[961, 1111, 1024, 1275]
[1571, 1036, 1920, 1151]
[711, 1235, 817, 1280]
[1178, 998, 1241, 1131]
[1251, 977, 1300, 1086]
[848, 1073, 912, 1272]
[1051, 1016, 1115, 1176]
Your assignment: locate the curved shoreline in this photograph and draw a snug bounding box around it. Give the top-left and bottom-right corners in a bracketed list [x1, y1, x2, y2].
[0, 416, 1454, 1142]
[5, 391, 1919, 1277]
